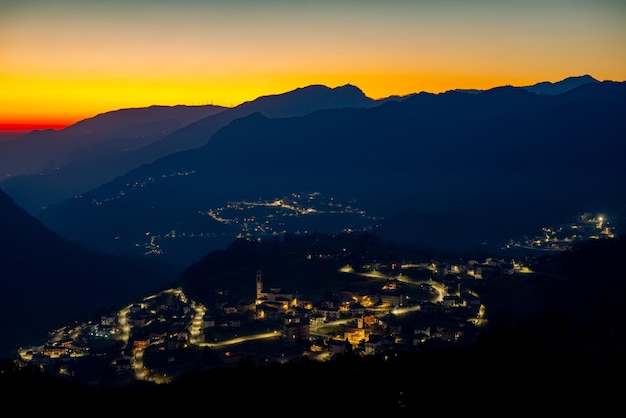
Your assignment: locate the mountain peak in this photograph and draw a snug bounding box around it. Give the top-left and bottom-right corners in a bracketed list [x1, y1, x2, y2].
[524, 74, 600, 95]
[283, 83, 368, 100]
[235, 83, 376, 117]
[563, 74, 597, 82]
[333, 83, 365, 93]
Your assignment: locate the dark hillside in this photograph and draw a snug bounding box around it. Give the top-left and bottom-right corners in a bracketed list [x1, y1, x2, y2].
[0, 189, 177, 358]
[179, 231, 428, 306]
[476, 236, 626, 382]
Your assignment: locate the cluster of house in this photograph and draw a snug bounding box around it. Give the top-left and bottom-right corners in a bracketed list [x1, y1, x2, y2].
[250, 264, 490, 357]
[18, 254, 524, 378]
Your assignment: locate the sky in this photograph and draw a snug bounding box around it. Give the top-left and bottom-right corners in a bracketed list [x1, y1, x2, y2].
[1, 0, 625, 132]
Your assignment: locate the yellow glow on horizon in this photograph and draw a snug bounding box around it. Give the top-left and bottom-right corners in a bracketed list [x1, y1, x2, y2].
[2, 68, 607, 129]
[1, 0, 625, 130]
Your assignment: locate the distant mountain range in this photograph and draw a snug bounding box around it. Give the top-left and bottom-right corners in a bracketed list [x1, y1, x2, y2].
[1, 76, 599, 214]
[0, 105, 226, 212]
[452, 74, 600, 96]
[0, 105, 226, 178]
[522, 74, 600, 95]
[0, 188, 177, 358]
[28, 76, 626, 270]
[1, 85, 394, 213]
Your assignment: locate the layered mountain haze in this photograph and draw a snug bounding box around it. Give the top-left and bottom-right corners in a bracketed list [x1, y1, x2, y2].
[36, 78, 626, 271]
[130, 84, 387, 181]
[0, 79, 599, 215]
[1, 85, 388, 214]
[0, 104, 226, 178]
[0, 105, 226, 212]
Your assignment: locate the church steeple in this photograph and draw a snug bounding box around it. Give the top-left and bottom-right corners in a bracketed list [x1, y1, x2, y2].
[256, 270, 263, 300]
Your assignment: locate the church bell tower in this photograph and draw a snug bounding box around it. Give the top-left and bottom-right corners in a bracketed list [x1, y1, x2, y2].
[256, 270, 263, 300]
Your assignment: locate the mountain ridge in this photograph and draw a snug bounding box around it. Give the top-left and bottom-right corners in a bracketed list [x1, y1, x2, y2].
[522, 74, 599, 95]
[3, 75, 605, 214]
[450, 74, 600, 95]
[37, 79, 626, 269]
[0, 104, 226, 178]
[1, 84, 388, 213]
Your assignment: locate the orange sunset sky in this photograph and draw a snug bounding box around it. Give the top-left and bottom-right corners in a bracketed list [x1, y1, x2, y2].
[1, 0, 625, 133]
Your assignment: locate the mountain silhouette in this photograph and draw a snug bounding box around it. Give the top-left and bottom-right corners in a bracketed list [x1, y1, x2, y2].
[451, 74, 599, 96]
[126, 84, 385, 164]
[522, 74, 599, 95]
[0, 187, 177, 358]
[0, 105, 226, 212]
[1, 85, 388, 214]
[38, 80, 626, 269]
[0, 105, 225, 178]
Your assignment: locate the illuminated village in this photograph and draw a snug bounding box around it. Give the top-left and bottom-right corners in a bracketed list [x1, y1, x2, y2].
[16, 212, 615, 386]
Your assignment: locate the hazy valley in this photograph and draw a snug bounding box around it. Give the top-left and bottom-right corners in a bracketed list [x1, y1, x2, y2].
[2, 75, 622, 273]
[1, 75, 624, 409]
